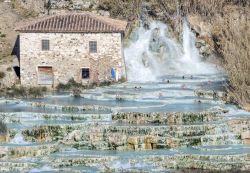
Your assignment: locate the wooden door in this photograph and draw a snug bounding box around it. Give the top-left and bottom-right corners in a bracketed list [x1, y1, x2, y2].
[37, 66, 53, 85]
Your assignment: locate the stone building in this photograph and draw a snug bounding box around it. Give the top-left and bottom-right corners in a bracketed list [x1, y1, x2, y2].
[16, 13, 127, 87]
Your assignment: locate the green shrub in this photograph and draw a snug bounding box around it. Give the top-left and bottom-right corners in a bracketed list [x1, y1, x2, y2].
[119, 76, 127, 83]
[56, 78, 83, 91]
[99, 81, 112, 87]
[7, 85, 27, 98]
[28, 87, 44, 98]
[90, 82, 98, 88]
[56, 83, 70, 91]
[72, 87, 82, 97]
[5, 86, 46, 98]
[0, 34, 6, 38]
[68, 78, 82, 88]
[0, 120, 7, 135]
[41, 87, 47, 92]
[0, 72, 5, 79]
[56, 78, 118, 91]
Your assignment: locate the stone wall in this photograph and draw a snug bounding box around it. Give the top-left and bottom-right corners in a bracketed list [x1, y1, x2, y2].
[19, 32, 126, 87]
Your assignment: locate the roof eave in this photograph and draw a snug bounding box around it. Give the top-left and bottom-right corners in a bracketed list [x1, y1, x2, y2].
[16, 30, 126, 34]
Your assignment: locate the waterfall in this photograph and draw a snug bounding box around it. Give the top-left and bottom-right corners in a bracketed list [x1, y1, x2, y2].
[10, 132, 29, 144]
[124, 20, 218, 82]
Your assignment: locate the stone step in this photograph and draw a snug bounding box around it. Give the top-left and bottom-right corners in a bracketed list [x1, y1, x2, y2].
[8, 148, 248, 172]
[19, 122, 236, 139]
[2, 152, 247, 173]
[0, 112, 112, 123]
[0, 100, 112, 114]
[2, 111, 226, 126]
[17, 122, 240, 150]
[112, 111, 224, 125]
[162, 156, 250, 171]
[28, 147, 250, 171]
[0, 142, 59, 159]
[0, 161, 38, 172]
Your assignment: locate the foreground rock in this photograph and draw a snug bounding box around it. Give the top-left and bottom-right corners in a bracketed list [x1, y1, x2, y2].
[19, 111, 240, 151]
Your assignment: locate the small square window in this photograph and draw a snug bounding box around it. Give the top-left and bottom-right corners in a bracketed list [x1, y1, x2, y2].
[89, 41, 97, 53]
[42, 40, 50, 51]
[82, 68, 90, 79]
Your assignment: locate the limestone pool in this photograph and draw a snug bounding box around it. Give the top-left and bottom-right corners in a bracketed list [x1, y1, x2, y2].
[0, 73, 250, 172]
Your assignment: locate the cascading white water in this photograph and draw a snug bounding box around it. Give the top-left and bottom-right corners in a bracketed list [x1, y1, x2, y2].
[124, 20, 218, 82]
[10, 132, 29, 144]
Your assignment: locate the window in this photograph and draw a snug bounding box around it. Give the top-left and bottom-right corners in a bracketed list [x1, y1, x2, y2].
[42, 40, 50, 50]
[82, 68, 90, 79]
[89, 41, 97, 53]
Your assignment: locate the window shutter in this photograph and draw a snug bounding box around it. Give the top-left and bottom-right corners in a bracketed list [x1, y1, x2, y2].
[89, 41, 97, 53]
[42, 40, 50, 50]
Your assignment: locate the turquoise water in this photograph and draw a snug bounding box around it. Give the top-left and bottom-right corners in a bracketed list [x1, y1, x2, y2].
[0, 73, 249, 172]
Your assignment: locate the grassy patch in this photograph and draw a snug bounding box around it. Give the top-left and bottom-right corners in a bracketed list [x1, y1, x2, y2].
[5, 85, 47, 98]
[6, 85, 27, 98]
[56, 78, 122, 92]
[11, 0, 39, 17]
[28, 87, 47, 98]
[56, 78, 83, 91]
[98, 80, 112, 87]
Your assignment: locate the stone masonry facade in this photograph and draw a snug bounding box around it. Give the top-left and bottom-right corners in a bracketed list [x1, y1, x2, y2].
[20, 32, 125, 86]
[17, 13, 127, 87]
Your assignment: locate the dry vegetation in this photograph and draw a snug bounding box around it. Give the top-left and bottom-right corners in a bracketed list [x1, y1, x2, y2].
[214, 6, 250, 108]
[11, 0, 41, 17]
[97, 0, 141, 20]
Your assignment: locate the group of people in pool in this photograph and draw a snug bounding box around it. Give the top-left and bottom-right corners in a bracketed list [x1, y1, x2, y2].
[161, 75, 217, 103]
[134, 86, 142, 90]
[131, 75, 196, 99]
[159, 75, 195, 99]
[129, 75, 219, 104]
[162, 75, 193, 84]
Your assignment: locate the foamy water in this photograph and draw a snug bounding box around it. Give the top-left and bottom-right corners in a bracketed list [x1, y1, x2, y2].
[125, 20, 218, 82]
[10, 133, 29, 144]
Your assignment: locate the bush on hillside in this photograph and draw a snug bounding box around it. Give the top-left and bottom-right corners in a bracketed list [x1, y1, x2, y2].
[0, 72, 5, 79]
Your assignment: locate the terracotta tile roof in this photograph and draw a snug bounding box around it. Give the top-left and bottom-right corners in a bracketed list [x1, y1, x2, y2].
[16, 13, 127, 33]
